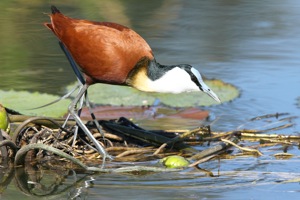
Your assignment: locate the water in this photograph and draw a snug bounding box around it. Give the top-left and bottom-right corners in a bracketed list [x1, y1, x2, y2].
[1, 0, 300, 199]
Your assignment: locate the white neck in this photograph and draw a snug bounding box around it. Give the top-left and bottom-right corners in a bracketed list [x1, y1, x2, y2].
[142, 67, 199, 93]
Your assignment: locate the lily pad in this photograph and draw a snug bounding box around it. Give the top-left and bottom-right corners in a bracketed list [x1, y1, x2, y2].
[68, 79, 239, 107]
[0, 90, 70, 117]
[80, 105, 209, 121]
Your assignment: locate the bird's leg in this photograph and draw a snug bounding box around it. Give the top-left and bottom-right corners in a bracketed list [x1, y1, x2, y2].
[84, 91, 106, 141]
[58, 80, 83, 141]
[58, 41, 86, 140]
[59, 41, 113, 164]
[59, 42, 85, 84]
[62, 84, 102, 149]
[59, 41, 106, 141]
[68, 83, 113, 164]
[71, 83, 85, 147]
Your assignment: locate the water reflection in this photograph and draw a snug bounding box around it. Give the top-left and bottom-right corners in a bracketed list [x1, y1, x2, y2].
[1, 162, 93, 199]
[2, 158, 300, 200]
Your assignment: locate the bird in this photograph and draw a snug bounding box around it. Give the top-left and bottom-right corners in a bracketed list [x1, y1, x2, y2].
[45, 5, 221, 162]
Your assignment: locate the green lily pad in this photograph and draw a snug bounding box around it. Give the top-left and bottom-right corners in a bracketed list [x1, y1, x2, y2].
[0, 90, 71, 117]
[68, 79, 239, 107]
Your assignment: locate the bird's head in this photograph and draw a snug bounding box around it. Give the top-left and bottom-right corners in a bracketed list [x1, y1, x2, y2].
[153, 63, 221, 103]
[128, 59, 221, 103]
[181, 64, 221, 103]
[152, 64, 222, 102]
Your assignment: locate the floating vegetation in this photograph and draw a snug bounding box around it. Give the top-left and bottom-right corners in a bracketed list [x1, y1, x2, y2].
[69, 79, 239, 107]
[0, 109, 299, 198]
[0, 78, 238, 121]
[0, 108, 298, 173]
[0, 90, 71, 117]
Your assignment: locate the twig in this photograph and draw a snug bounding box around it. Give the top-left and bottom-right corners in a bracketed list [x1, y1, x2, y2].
[116, 148, 154, 158]
[14, 143, 89, 168]
[153, 127, 206, 155]
[221, 138, 263, 156]
[12, 116, 72, 144]
[153, 143, 167, 155]
[273, 152, 294, 158]
[14, 143, 178, 173]
[92, 132, 123, 141]
[258, 123, 294, 132]
[189, 154, 216, 167]
[250, 113, 289, 121]
[0, 130, 8, 158]
[9, 115, 76, 126]
[241, 132, 300, 140]
[203, 131, 240, 141]
[106, 146, 140, 152]
[189, 136, 239, 161]
[0, 139, 19, 156]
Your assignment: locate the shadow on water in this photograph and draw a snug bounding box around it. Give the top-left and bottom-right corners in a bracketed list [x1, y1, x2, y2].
[1, 0, 300, 199]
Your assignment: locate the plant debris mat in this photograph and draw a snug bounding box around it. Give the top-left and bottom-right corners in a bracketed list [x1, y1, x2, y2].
[0, 112, 299, 173]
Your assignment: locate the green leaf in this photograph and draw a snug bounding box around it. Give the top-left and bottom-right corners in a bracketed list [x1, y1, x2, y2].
[0, 104, 9, 130]
[0, 90, 71, 117]
[160, 155, 190, 168]
[68, 79, 239, 107]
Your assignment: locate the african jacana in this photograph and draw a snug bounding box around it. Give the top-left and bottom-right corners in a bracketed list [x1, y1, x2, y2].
[45, 6, 221, 162]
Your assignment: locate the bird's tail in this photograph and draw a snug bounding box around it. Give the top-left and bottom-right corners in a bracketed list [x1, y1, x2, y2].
[51, 5, 60, 14]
